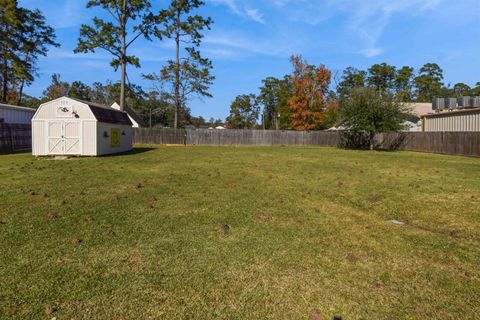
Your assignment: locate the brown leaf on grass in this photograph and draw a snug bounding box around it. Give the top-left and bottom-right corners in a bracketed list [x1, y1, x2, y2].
[61, 200, 67, 205]
[71, 238, 82, 246]
[136, 183, 143, 189]
[104, 229, 115, 236]
[368, 195, 382, 203]
[47, 212, 59, 220]
[308, 308, 322, 320]
[83, 215, 95, 222]
[27, 191, 36, 196]
[43, 193, 49, 198]
[59, 176, 65, 181]
[256, 215, 273, 223]
[44, 306, 57, 315]
[336, 181, 343, 187]
[219, 224, 231, 233]
[448, 228, 458, 237]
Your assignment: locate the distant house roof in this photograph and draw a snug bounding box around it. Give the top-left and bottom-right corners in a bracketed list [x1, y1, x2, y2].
[124, 105, 146, 127]
[70, 97, 132, 125]
[404, 102, 434, 117]
[110, 102, 146, 127]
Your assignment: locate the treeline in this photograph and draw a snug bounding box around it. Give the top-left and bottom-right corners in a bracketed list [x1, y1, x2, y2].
[0, 0, 214, 129]
[226, 59, 480, 130]
[20, 74, 222, 128]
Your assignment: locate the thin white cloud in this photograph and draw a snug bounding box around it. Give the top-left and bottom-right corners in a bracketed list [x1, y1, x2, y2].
[245, 8, 266, 24]
[326, 0, 445, 57]
[209, 0, 266, 24]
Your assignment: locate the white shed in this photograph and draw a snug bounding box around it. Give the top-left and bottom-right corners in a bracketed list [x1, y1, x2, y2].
[32, 97, 133, 156]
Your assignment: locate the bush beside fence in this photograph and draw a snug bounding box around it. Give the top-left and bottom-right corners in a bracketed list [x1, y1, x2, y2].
[0, 123, 31, 152]
[134, 128, 480, 157]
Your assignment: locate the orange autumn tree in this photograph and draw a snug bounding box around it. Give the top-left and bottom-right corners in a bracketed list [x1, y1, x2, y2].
[287, 55, 332, 131]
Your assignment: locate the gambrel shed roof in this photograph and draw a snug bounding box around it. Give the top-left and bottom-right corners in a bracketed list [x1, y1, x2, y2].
[69, 98, 133, 125]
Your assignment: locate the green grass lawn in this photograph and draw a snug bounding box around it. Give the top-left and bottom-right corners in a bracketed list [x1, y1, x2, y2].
[1, 146, 479, 319]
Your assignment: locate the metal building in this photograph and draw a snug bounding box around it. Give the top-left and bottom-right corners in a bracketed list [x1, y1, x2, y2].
[0, 103, 36, 124]
[32, 97, 133, 156]
[422, 108, 480, 132]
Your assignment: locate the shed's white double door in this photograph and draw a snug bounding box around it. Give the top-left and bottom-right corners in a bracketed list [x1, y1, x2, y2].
[47, 120, 81, 155]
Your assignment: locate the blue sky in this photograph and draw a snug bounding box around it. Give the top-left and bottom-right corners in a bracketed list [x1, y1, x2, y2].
[20, 0, 480, 119]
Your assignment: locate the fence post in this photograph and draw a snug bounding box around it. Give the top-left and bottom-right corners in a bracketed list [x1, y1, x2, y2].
[8, 124, 15, 152]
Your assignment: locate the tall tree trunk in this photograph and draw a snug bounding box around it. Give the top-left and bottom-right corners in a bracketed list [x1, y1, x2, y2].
[174, 10, 181, 129]
[1, 55, 8, 103]
[369, 131, 375, 151]
[119, 0, 127, 111]
[17, 80, 25, 105]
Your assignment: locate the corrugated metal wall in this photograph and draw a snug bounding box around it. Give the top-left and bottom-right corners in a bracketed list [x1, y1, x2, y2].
[424, 110, 480, 132]
[0, 104, 35, 124]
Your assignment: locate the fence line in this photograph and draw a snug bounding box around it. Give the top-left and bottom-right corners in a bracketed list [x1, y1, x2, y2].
[134, 128, 480, 157]
[375, 132, 480, 157]
[0, 123, 31, 152]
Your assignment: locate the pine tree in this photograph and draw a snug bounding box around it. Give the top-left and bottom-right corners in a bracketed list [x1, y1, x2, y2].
[75, 0, 154, 110]
[145, 0, 213, 129]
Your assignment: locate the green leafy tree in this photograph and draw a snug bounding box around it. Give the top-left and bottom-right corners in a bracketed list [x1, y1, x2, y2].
[147, 0, 213, 129]
[340, 87, 409, 150]
[414, 63, 444, 102]
[42, 74, 70, 100]
[69, 81, 93, 100]
[468, 82, 480, 96]
[226, 94, 259, 129]
[0, 0, 57, 104]
[395, 66, 414, 101]
[453, 83, 471, 97]
[337, 67, 367, 97]
[367, 63, 396, 92]
[74, 0, 154, 111]
[257, 76, 292, 130]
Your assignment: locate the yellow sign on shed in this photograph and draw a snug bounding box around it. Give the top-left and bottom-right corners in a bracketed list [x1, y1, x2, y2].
[110, 128, 120, 147]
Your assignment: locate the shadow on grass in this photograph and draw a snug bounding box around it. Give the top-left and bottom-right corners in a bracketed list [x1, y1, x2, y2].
[102, 147, 157, 157]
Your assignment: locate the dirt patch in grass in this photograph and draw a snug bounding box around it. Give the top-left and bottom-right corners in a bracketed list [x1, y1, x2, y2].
[346, 253, 358, 262]
[308, 308, 322, 320]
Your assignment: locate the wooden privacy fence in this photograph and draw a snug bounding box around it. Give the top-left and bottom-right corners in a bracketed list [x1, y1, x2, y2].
[134, 128, 341, 147]
[376, 132, 480, 157]
[134, 128, 480, 157]
[0, 123, 31, 152]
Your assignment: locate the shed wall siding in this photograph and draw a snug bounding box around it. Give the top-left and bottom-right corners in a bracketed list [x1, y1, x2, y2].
[82, 120, 97, 155]
[424, 111, 480, 132]
[32, 121, 46, 155]
[96, 122, 133, 155]
[0, 106, 35, 124]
